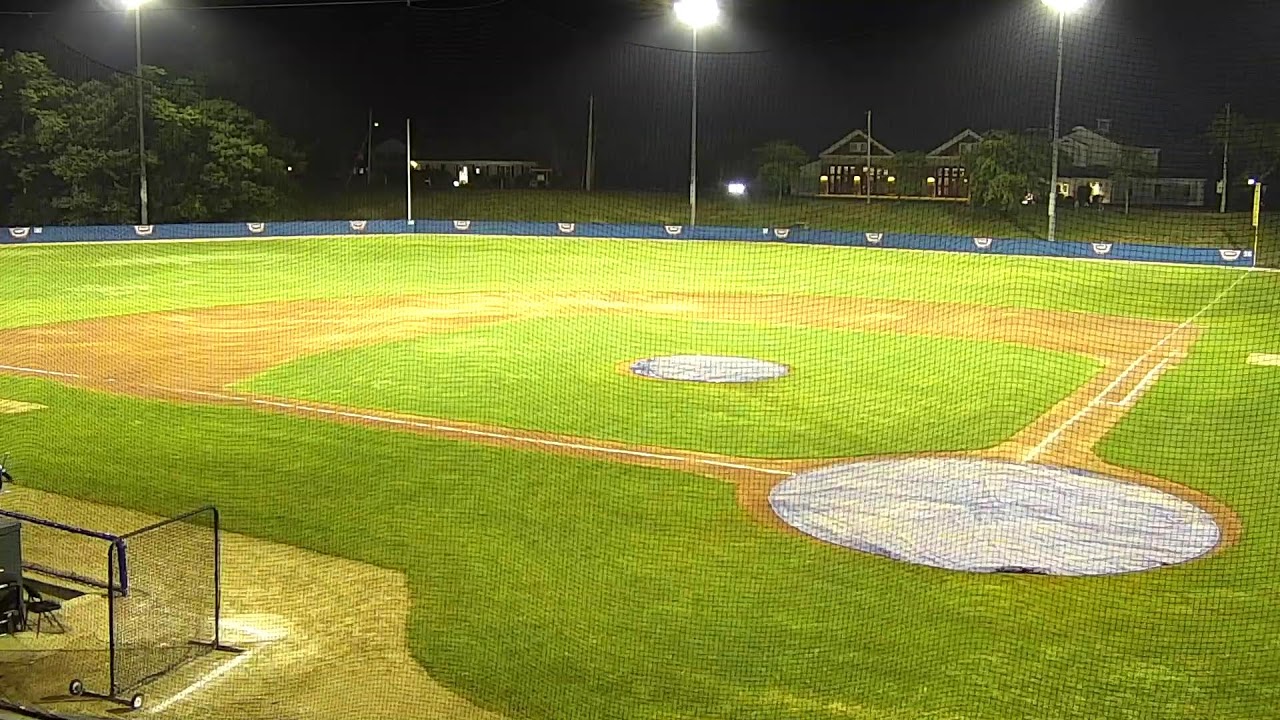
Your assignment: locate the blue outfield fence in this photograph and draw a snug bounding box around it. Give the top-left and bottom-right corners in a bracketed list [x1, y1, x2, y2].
[1, 219, 1258, 268]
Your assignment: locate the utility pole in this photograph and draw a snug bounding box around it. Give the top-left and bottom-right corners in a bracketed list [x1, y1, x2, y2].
[366, 108, 374, 186]
[406, 118, 414, 226]
[1220, 103, 1231, 214]
[585, 95, 597, 192]
[866, 110, 873, 205]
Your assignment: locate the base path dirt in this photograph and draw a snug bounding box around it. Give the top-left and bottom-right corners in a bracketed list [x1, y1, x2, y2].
[0, 291, 1240, 718]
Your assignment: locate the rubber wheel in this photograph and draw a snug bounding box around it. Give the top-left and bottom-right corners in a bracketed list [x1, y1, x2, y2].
[68, 679, 84, 696]
[130, 693, 144, 710]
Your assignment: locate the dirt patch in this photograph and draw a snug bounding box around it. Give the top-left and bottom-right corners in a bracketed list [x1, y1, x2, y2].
[0, 291, 1240, 717]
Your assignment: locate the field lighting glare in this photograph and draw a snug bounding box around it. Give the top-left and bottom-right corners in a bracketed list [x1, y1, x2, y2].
[122, 0, 152, 8]
[727, 182, 747, 196]
[674, 0, 720, 30]
[1041, 0, 1086, 12]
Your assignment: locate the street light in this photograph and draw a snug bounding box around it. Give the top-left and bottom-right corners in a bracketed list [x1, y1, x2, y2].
[1041, 0, 1086, 242]
[674, 0, 720, 227]
[124, 0, 154, 224]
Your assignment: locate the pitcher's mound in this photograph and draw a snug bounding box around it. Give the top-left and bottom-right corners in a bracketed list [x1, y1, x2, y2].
[629, 355, 789, 384]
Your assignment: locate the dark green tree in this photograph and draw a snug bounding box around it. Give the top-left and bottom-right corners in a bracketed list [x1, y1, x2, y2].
[752, 140, 809, 199]
[0, 50, 303, 225]
[966, 131, 1052, 212]
[1209, 108, 1280, 185]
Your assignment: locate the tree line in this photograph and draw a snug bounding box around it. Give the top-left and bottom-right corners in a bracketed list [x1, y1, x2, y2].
[0, 50, 303, 226]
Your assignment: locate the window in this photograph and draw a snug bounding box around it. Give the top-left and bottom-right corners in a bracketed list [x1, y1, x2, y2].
[850, 142, 867, 153]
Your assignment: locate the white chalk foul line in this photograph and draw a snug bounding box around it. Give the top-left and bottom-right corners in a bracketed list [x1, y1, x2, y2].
[1023, 272, 1249, 462]
[1109, 357, 1174, 408]
[147, 385, 791, 476]
[147, 620, 284, 715]
[0, 364, 81, 379]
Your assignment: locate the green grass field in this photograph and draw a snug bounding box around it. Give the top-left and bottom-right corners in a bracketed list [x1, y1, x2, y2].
[1, 235, 1279, 719]
[289, 188, 1280, 264]
[238, 315, 1100, 457]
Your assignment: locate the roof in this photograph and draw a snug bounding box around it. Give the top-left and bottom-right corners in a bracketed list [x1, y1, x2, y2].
[927, 129, 984, 158]
[818, 129, 895, 158]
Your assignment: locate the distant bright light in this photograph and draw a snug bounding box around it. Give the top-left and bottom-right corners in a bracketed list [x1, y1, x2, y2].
[726, 182, 747, 196]
[452, 180, 461, 187]
[286, 165, 293, 172]
[122, 0, 152, 9]
[1041, 0, 1086, 13]
[410, 160, 420, 170]
[887, 176, 897, 183]
[373, 122, 380, 128]
[1249, 178, 1259, 186]
[674, 0, 720, 30]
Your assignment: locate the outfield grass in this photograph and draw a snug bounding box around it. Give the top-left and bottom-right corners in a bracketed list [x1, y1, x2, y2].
[0, 238, 1278, 719]
[283, 188, 1280, 262]
[0, 235, 1247, 329]
[239, 314, 1100, 457]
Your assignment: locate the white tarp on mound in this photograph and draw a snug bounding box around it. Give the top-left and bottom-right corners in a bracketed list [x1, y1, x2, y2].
[630, 355, 790, 383]
[769, 457, 1221, 576]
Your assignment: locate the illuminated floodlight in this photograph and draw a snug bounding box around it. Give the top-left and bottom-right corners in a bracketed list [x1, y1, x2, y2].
[1040, 0, 1086, 13]
[410, 160, 420, 170]
[674, 0, 720, 30]
[122, 0, 152, 9]
[726, 182, 747, 196]
[286, 165, 293, 172]
[452, 180, 461, 187]
[1248, 178, 1259, 186]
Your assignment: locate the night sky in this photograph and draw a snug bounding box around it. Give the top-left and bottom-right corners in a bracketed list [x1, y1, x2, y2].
[2, 0, 1279, 189]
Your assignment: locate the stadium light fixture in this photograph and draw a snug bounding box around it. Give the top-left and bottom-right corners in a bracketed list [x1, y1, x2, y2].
[1041, 0, 1087, 242]
[674, 0, 720, 228]
[726, 182, 747, 196]
[123, 0, 154, 225]
[674, 0, 719, 30]
[1041, 0, 1085, 12]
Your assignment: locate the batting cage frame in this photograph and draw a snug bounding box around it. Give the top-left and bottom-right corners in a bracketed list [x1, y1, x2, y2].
[0, 508, 128, 595]
[0, 505, 235, 710]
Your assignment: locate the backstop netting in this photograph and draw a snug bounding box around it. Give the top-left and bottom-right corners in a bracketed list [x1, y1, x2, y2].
[2, 2, 1280, 720]
[107, 506, 221, 697]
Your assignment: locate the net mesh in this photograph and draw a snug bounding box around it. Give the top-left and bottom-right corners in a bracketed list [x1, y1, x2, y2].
[0, 2, 1278, 719]
[110, 508, 218, 695]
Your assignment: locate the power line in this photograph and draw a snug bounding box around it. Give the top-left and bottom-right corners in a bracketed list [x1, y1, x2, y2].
[0, 0, 510, 16]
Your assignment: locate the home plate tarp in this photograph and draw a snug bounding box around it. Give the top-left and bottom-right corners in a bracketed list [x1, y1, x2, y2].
[768, 457, 1221, 576]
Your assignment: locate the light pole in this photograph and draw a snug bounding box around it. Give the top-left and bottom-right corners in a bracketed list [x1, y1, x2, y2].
[124, 0, 153, 225]
[1041, 0, 1085, 242]
[674, 0, 719, 227]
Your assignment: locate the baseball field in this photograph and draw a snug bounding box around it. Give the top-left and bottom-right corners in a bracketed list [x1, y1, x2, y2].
[0, 233, 1278, 719]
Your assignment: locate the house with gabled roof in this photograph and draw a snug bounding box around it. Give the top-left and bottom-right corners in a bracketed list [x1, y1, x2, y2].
[810, 128, 896, 196]
[925, 129, 983, 198]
